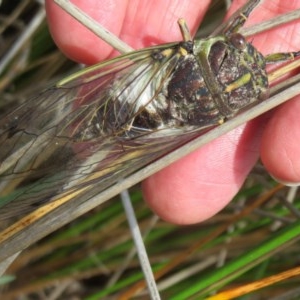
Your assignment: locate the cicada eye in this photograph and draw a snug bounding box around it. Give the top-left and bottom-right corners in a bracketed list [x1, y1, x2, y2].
[229, 33, 247, 50]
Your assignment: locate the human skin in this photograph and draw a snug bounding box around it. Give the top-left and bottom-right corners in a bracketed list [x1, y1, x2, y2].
[45, 0, 300, 224]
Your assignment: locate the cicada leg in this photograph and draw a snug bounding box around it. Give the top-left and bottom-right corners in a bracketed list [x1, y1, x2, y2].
[177, 18, 192, 42]
[211, 0, 261, 36]
[265, 51, 300, 64]
[178, 0, 261, 41]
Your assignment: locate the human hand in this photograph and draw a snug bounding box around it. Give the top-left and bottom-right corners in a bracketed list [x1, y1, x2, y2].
[45, 0, 300, 224]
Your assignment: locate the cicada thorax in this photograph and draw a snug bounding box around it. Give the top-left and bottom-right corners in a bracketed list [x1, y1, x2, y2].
[138, 32, 271, 131]
[166, 44, 221, 127]
[193, 33, 270, 119]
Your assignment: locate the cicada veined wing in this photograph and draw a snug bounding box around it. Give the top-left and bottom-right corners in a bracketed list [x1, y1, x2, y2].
[0, 43, 222, 228]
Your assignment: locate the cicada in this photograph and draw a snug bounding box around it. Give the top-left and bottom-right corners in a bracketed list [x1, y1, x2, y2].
[0, 0, 299, 262]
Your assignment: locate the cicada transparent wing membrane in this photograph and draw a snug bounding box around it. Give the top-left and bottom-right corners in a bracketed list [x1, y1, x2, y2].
[0, 44, 219, 225]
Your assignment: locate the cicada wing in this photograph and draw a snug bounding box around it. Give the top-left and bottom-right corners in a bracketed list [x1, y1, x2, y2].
[0, 42, 209, 224]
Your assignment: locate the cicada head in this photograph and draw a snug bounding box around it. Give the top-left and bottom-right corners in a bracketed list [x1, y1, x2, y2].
[194, 33, 269, 117]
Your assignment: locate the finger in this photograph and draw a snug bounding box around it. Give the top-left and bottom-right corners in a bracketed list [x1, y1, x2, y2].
[261, 98, 300, 185]
[45, 0, 209, 63]
[45, 0, 129, 63]
[143, 121, 262, 224]
[252, 0, 300, 184]
[144, 0, 300, 224]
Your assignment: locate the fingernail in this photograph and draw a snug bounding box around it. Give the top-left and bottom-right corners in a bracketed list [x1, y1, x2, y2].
[270, 174, 300, 187]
